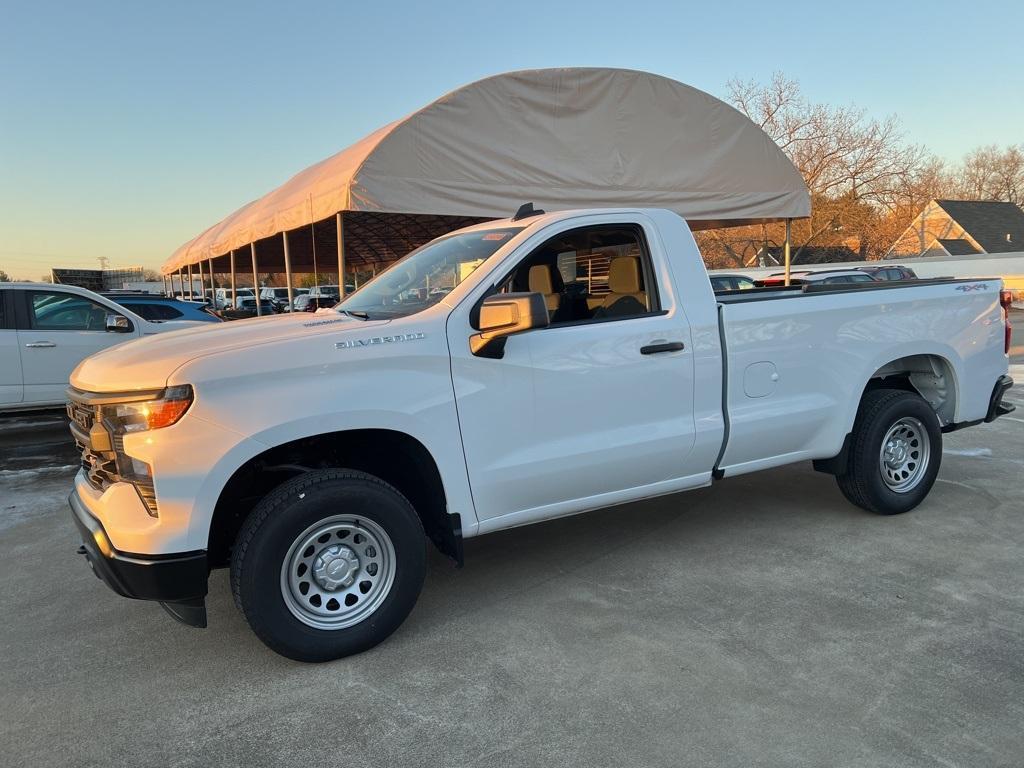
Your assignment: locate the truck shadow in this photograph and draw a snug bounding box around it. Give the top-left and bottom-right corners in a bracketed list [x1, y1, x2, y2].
[402, 461, 886, 637]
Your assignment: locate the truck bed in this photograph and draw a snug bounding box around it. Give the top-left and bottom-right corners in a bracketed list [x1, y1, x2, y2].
[713, 276, 1007, 477]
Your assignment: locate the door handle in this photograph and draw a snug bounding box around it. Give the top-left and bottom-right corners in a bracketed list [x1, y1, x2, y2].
[640, 341, 685, 355]
[25, 341, 56, 348]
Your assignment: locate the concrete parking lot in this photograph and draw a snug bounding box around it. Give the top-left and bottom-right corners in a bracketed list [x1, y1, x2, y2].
[2, 370, 1023, 768]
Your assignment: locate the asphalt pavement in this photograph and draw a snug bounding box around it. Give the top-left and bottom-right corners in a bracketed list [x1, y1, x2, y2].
[1, 372, 1023, 767]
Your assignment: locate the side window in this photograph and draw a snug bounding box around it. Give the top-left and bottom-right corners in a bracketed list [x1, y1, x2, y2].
[29, 291, 112, 331]
[131, 303, 182, 321]
[499, 224, 660, 325]
[0, 291, 8, 329]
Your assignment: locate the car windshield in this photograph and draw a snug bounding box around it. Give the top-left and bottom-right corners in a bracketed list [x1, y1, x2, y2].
[335, 227, 523, 320]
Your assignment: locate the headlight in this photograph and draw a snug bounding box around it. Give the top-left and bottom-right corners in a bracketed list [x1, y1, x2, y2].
[95, 385, 192, 518]
[100, 385, 193, 434]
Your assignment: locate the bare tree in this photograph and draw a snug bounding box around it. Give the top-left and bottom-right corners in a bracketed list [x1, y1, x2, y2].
[955, 144, 1024, 205]
[711, 74, 936, 262]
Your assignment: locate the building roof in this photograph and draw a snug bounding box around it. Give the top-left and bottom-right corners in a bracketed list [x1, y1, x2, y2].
[934, 200, 1024, 253]
[162, 68, 810, 274]
[935, 238, 981, 256]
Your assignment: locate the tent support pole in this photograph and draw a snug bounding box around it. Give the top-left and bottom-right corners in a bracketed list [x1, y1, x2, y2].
[250, 243, 261, 317]
[230, 250, 237, 311]
[208, 258, 216, 305]
[336, 213, 346, 299]
[197, 259, 205, 303]
[783, 218, 792, 287]
[187, 264, 193, 300]
[283, 231, 294, 308]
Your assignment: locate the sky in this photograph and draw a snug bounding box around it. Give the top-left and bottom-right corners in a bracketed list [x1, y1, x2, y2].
[1, 0, 1021, 279]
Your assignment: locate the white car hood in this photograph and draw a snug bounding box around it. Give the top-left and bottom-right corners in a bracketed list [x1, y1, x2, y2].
[71, 312, 388, 393]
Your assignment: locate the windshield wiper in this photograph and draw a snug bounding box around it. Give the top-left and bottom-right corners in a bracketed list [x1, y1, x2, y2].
[338, 309, 370, 320]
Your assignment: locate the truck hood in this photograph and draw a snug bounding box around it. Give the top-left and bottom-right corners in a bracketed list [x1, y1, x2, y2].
[141, 319, 207, 334]
[71, 312, 388, 393]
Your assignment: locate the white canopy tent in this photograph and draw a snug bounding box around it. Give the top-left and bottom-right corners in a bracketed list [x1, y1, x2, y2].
[161, 68, 809, 305]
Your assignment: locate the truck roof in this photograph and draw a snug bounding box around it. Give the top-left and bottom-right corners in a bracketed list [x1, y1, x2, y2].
[450, 207, 676, 235]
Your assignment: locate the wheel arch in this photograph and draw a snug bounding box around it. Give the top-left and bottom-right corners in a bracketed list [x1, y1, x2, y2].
[816, 352, 958, 477]
[862, 352, 959, 427]
[207, 428, 461, 569]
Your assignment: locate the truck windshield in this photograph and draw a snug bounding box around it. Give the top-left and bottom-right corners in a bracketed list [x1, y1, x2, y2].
[335, 227, 523, 319]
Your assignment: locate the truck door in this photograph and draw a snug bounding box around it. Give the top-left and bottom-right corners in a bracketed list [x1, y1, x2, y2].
[0, 289, 23, 405]
[16, 289, 139, 405]
[447, 217, 699, 529]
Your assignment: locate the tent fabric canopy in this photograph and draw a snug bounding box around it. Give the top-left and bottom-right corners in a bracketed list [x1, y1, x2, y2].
[163, 67, 809, 275]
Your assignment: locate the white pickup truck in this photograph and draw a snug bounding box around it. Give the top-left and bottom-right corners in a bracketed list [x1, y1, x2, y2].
[66, 208, 1015, 661]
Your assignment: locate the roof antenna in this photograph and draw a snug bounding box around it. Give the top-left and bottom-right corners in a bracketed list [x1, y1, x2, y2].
[512, 202, 545, 222]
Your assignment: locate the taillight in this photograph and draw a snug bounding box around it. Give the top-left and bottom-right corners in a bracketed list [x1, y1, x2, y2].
[1001, 289, 1013, 355]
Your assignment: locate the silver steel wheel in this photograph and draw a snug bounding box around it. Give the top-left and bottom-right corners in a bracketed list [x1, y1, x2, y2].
[879, 416, 931, 493]
[280, 515, 397, 630]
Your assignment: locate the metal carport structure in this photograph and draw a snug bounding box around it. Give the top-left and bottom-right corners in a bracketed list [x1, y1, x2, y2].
[161, 67, 809, 311]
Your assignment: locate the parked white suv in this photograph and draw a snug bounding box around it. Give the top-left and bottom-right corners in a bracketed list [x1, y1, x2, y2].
[0, 283, 204, 411]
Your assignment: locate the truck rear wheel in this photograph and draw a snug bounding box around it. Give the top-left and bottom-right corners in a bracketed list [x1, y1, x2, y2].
[230, 469, 426, 662]
[836, 389, 942, 515]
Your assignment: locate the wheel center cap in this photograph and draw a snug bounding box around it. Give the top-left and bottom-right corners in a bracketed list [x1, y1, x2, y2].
[312, 545, 359, 591]
[885, 439, 908, 467]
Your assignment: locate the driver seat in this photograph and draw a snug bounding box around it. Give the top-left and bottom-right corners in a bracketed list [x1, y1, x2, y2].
[528, 265, 562, 314]
[599, 257, 647, 314]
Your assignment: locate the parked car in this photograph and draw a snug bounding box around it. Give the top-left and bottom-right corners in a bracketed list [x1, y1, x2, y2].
[857, 264, 918, 281]
[290, 294, 337, 313]
[0, 282, 204, 411]
[213, 287, 255, 310]
[101, 293, 222, 323]
[756, 269, 878, 287]
[307, 285, 341, 302]
[66, 208, 1014, 661]
[220, 297, 280, 320]
[709, 273, 755, 292]
[261, 287, 308, 311]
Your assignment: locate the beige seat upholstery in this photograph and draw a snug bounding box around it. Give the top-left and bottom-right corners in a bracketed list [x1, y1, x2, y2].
[528, 265, 561, 313]
[600, 257, 647, 311]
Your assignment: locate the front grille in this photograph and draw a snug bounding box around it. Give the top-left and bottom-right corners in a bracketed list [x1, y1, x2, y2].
[66, 400, 116, 492]
[67, 399, 94, 433]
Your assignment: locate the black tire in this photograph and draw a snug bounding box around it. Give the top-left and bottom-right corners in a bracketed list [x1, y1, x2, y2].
[836, 389, 942, 515]
[230, 469, 426, 662]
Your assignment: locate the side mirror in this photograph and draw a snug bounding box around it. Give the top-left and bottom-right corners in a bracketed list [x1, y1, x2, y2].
[105, 314, 131, 333]
[470, 292, 549, 358]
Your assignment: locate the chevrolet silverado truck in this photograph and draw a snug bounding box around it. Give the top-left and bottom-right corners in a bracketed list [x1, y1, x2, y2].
[66, 207, 1015, 661]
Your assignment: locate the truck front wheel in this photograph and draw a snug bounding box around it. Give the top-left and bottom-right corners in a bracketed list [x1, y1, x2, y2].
[230, 469, 426, 662]
[836, 389, 942, 515]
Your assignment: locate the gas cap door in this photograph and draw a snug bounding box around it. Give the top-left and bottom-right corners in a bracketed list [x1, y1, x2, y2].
[743, 361, 779, 398]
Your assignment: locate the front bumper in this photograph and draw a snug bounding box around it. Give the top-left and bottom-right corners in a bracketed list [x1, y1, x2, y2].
[70, 488, 209, 627]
